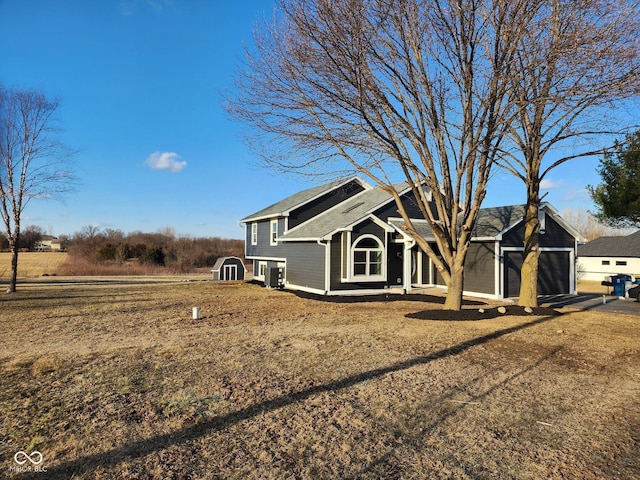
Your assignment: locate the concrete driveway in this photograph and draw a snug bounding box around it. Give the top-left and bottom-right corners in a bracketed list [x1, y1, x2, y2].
[539, 294, 640, 316]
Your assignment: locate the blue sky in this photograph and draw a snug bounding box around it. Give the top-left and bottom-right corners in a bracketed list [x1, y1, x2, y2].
[0, 0, 630, 239]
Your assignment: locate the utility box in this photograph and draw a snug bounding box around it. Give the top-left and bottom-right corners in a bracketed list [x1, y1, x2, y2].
[265, 266, 284, 288]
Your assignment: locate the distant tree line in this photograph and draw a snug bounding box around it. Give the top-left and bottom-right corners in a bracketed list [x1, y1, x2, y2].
[0, 224, 244, 273]
[64, 226, 244, 272]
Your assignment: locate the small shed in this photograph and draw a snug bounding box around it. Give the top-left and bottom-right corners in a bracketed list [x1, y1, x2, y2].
[211, 256, 247, 281]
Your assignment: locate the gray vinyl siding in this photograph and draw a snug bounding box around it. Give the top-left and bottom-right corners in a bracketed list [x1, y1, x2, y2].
[463, 242, 496, 294]
[245, 218, 286, 258]
[288, 180, 365, 229]
[373, 192, 430, 221]
[421, 251, 430, 284]
[502, 216, 574, 248]
[283, 242, 326, 291]
[352, 220, 385, 241]
[428, 243, 446, 286]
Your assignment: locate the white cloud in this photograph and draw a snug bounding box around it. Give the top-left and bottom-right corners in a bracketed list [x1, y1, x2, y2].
[145, 151, 187, 173]
[540, 178, 563, 190]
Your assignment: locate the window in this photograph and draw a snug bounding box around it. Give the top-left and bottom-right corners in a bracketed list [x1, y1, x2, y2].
[616, 260, 627, 266]
[352, 235, 384, 279]
[257, 261, 267, 279]
[602, 260, 610, 265]
[270, 219, 278, 246]
[251, 223, 258, 245]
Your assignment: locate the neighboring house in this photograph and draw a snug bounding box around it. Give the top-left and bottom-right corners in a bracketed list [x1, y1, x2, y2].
[577, 231, 640, 281]
[240, 177, 583, 299]
[34, 237, 64, 252]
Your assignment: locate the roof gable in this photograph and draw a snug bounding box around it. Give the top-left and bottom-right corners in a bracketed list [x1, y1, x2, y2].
[280, 184, 410, 240]
[240, 177, 369, 223]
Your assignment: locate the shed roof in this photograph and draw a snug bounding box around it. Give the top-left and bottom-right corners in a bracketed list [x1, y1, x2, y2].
[211, 256, 247, 272]
[578, 230, 640, 258]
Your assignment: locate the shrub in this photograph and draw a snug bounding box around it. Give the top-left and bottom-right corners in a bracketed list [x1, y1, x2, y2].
[140, 247, 165, 266]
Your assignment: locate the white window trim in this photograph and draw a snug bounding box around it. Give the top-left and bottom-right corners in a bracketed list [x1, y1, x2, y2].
[251, 223, 258, 245]
[270, 219, 278, 246]
[340, 231, 350, 281]
[345, 233, 386, 282]
[256, 261, 267, 280]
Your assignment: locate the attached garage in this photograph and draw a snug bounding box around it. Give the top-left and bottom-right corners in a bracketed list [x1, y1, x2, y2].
[211, 256, 247, 281]
[504, 250, 572, 298]
[392, 203, 582, 299]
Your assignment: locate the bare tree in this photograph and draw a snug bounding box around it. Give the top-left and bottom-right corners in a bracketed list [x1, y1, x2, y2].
[0, 86, 75, 292]
[560, 208, 635, 242]
[497, 0, 640, 306]
[228, 0, 537, 310]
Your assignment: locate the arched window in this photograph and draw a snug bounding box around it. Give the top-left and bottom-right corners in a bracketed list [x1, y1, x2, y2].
[352, 235, 383, 277]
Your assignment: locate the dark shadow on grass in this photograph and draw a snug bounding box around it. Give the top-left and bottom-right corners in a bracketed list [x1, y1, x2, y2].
[345, 345, 565, 479]
[17, 314, 558, 479]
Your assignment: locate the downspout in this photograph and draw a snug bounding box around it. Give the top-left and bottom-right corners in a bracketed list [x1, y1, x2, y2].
[239, 222, 247, 258]
[317, 238, 330, 294]
[495, 240, 502, 298]
[404, 236, 416, 293]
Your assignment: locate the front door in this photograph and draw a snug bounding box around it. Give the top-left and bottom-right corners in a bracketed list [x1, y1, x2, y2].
[388, 243, 404, 286]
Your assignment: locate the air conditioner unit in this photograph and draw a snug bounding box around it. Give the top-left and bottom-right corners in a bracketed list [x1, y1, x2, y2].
[265, 266, 284, 288]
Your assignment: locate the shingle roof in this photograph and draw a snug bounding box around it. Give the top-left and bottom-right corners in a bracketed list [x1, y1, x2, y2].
[578, 230, 640, 258]
[473, 205, 526, 238]
[389, 205, 526, 240]
[211, 256, 246, 271]
[388, 219, 436, 240]
[279, 186, 399, 240]
[240, 177, 365, 223]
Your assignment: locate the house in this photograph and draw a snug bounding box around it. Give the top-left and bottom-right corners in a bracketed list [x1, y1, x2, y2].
[211, 256, 247, 281]
[240, 177, 583, 299]
[577, 231, 640, 281]
[34, 236, 64, 252]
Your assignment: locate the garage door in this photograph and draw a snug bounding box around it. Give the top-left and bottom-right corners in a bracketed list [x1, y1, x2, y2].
[504, 251, 570, 298]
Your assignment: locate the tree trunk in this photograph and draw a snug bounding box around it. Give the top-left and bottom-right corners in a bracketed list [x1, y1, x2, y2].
[519, 201, 540, 307]
[8, 237, 19, 293]
[443, 265, 464, 310]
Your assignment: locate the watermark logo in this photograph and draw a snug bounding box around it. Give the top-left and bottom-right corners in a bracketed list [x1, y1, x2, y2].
[14, 451, 43, 466]
[9, 451, 47, 473]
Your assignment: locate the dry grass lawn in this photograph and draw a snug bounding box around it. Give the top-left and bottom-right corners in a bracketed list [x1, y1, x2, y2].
[0, 280, 638, 479]
[0, 252, 68, 279]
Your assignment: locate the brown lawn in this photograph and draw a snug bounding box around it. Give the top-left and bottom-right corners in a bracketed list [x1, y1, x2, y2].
[0, 280, 638, 479]
[0, 252, 67, 279]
